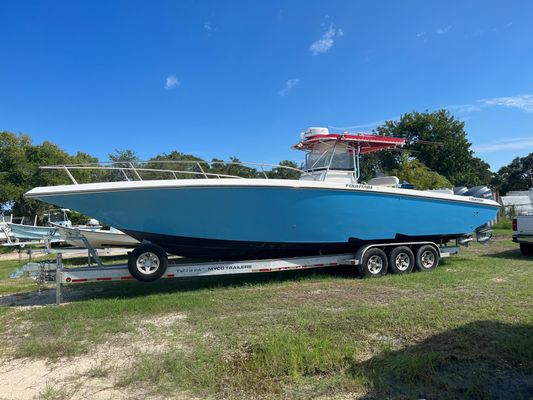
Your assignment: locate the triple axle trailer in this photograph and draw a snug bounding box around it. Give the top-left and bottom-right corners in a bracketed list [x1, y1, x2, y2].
[17, 239, 460, 305]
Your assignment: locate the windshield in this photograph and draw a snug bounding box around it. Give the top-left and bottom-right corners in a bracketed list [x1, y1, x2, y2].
[304, 146, 355, 171]
[48, 210, 68, 223]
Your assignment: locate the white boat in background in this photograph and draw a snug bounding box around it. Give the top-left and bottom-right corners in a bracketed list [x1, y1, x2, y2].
[56, 225, 139, 249]
[7, 209, 100, 242]
[7, 209, 72, 242]
[0, 215, 14, 243]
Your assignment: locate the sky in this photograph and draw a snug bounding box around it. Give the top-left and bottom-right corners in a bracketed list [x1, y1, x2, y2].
[1, 0, 532, 171]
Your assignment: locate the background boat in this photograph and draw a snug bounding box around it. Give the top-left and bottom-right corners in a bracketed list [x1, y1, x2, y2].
[6, 209, 100, 242]
[7, 223, 60, 241]
[56, 225, 139, 248]
[0, 215, 14, 243]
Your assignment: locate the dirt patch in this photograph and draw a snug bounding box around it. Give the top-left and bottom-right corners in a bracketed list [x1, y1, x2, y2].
[271, 280, 411, 308]
[491, 277, 508, 283]
[0, 312, 190, 399]
[465, 238, 517, 255]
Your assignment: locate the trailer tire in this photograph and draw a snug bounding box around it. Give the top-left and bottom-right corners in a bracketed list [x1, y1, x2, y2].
[359, 248, 388, 278]
[415, 245, 439, 272]
[128, 243, 168, 282]
[389, 246, 414, 274]
[520, 243, 533, 256]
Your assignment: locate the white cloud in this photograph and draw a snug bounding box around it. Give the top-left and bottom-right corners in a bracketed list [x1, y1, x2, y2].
[416, 31, 426, 37]
[309, 25, 344, 56]
[480, 94, 533, 112]
[278, 78, 300, 96]
[473, 137, 533, 153]
[448, 104, 483, 113]
[204, 22, 212, 31]
[165, 75, 180, 90]
[436, 25, 452, 34]
[449, 94, 533, 114]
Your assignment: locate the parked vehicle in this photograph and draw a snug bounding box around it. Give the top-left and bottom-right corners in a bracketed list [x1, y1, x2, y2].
[513, 213, 533, 256]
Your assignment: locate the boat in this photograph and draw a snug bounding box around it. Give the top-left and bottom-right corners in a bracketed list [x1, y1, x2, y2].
[0, 214, 14, 243]
[56, 224, 140, 248]
[6, 209, 72, 241]
[25, 127, 499, 260]
[7, 209, 100, 242]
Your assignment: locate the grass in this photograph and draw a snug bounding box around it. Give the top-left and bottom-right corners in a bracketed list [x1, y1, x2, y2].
[492, 216, 513, 231]
[492, 227, 512, 236]
[0, 258, 39, 295]
[0, 236, 531, 399]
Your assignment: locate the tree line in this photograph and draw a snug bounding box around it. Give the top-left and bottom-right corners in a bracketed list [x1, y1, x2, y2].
[1, 110, 531, 219]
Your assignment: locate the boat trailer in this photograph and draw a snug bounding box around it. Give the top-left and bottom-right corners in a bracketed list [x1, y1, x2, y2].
[12, 241, 460, 305]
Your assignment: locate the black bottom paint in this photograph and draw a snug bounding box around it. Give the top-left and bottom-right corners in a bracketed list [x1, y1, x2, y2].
[121, 230, 465, 260]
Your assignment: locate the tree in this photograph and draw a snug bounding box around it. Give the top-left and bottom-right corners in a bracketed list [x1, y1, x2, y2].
[267, 160, 301, 180]
[108, 149, 139, 164]
[392, 156, 452, 190]
[146, 150, 206, 179]
[224, 156, 263, 178]
[0, 132, 31, 212]
[375, 110, 492, 187]
[107, 149, 140, 181]
[492, 153, 533, 195]
[0, 131, 98, 217]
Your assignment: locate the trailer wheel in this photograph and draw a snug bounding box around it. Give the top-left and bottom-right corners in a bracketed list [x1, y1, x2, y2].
[128, 243, 168, 282]
[359, 248, 388, 278]
[520, 243, 533, 256]
[415, 245, 439, 272]
[389, 246, 414, 274]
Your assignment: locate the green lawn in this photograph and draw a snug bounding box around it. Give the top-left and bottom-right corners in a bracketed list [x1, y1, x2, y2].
[0, 237, 531, 399]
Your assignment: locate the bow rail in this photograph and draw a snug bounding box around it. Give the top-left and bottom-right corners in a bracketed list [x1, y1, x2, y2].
[40, 160, 308, 185]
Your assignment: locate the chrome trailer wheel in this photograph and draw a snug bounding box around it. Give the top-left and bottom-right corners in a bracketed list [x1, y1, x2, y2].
[128, 243, 168, 282]
[359, 248, 388, 278]
[136, 252, 161, 274]
[389, 246, 415, 274]
[415, 245, 440, 272]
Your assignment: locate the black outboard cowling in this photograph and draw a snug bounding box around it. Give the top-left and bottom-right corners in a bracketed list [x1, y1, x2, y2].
[455, 185, 493, 200]
[453, 186, 468, 195]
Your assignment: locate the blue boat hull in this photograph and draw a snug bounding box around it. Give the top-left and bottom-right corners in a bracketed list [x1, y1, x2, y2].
[8, 223, 60, 241]
[33, 185, 498, 259]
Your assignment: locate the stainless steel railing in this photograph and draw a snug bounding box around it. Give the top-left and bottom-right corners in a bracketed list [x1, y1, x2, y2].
[41, 160, 310, 185]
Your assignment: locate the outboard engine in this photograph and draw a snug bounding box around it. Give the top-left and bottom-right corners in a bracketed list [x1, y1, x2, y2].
[454, 186, 495, 245]
[453, 186, 468, 196]
[463, 186, 493, 200]
[475, 223, 493, 245]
